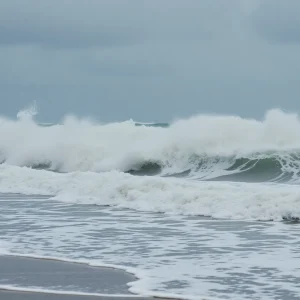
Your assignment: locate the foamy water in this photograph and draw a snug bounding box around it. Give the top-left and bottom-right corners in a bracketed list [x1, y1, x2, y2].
[1, 108, 300, 178]
[1, 194, 300, 300]
[1, 108, 300, 299]
[0, 165, 300, 220]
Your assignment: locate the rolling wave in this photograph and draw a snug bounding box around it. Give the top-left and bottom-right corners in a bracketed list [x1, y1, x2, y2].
[1, 107, 300, 220]
[5, 153, 299, 183]
[1, 108, 300, 183]
[123, 153, 299, 182]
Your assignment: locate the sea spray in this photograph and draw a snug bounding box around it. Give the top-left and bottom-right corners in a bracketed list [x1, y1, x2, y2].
[1, 108, 300, 182]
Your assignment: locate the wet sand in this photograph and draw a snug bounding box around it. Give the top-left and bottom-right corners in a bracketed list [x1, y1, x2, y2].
[0, 255, 172, 300]
[0, 290, 150, 300]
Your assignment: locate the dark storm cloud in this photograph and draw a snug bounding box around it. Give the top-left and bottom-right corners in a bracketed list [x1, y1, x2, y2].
[251, 0, 300, 44]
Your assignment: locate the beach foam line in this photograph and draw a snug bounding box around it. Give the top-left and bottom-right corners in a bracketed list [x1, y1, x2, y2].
[1, 252, 142, 279]
[0, 253, 217, 300]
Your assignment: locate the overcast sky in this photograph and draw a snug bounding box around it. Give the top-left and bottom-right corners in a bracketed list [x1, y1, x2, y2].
[1, 0, 300, 122]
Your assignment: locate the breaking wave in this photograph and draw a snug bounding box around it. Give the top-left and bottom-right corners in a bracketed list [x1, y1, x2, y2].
[1, 164, 300, 221]
[1, 107, 300, 220]
[1, 108, 300, 183]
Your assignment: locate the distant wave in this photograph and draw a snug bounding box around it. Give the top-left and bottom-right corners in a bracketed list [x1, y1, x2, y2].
[1, 108, 300, 183]
[134, 122, 169, 128]
[38, 121, 169, 128]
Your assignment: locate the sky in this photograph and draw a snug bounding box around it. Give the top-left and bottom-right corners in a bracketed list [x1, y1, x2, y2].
[1, 0, 300, 122]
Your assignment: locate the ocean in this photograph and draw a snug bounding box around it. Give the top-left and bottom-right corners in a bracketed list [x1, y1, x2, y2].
[1, 108, 300, 300]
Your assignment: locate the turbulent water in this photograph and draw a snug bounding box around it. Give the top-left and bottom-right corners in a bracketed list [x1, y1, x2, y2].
[3, 108, 300, 182]
[1, 108, 300, 220]
[1, 108, 300, 299]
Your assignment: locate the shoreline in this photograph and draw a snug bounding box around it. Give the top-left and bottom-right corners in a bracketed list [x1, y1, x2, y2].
[0, 290, 150, 300]
[0, 289, 184, 300]
[1, 253, 139, 279]
[0, 255, 177, 300]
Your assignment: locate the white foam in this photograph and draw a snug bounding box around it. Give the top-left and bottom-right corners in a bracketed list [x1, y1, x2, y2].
[3, 193, 300, 300]
[0, 241, 10, 255]
[0, 164, 300, 220]
[1, 108, 300, 177]
[0, 237, 224, 300]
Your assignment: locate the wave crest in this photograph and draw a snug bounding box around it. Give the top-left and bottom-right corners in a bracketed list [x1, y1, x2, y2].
[1, 108, 300, 183]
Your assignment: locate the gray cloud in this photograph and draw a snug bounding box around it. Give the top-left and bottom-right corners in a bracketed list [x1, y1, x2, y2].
[0, 23, 140, 48]
[1, 1, 300, 122]
[0, 1, 143, 48]
[0, 0, 212, 48]
[251, 0, 300, 44]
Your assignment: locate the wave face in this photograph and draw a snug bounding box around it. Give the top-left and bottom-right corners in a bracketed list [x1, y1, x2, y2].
[1, 108, 300, 183]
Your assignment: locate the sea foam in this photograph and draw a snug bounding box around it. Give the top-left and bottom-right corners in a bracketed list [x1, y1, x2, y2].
[1, 108, 300, 177]
[0, 164, 299, 220]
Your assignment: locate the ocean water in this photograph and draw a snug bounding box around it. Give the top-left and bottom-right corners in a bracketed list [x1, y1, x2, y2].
[1, 108, 300, 299]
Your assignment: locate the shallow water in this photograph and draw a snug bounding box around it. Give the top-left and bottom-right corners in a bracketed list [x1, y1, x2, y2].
[0, 255, 136, 296]
[1, 193, 300, 300]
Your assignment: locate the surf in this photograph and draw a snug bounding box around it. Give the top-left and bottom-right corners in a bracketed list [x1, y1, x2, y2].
[1, 108, 300, 183]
